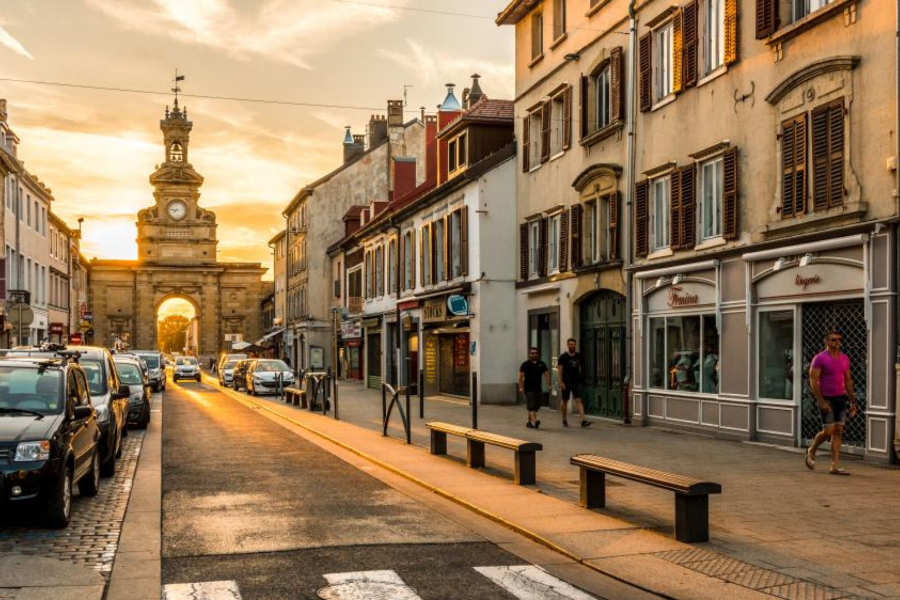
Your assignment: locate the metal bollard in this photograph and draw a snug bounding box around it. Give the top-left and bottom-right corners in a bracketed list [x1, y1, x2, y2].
[382, 384, 387, 437]
[334, 374, 340, 421]
[471, 372, 478, 430]
[405, 384, 411, 445]
[418, 369, 424, 419]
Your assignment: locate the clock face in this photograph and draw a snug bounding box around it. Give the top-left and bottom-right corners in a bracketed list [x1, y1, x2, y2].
[167, 200, 187, 221]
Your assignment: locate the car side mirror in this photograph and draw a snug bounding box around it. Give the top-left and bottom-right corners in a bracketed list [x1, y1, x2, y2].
[114, 384, 131, 400]
[72, 405, 93, 420]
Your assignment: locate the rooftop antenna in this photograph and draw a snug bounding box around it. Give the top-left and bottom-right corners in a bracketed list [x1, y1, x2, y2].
[171, 69, 185, 107]
[403, 84, 413, 107]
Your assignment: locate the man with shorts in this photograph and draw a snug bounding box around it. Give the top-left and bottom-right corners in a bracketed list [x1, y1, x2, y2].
[518, 347, 550, 429]
[806, 329, 858, 475]
[557, 338, 591, 428]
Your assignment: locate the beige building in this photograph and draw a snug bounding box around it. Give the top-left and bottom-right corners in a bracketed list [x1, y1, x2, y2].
[90, 99, 267, 358]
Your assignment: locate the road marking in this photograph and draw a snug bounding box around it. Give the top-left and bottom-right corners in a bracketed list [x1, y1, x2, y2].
[319, 570, 422, 599]
[475, 566, 597, 600]
[162, 580, 242, 600]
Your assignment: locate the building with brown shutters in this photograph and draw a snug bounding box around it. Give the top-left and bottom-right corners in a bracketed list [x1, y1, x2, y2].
[498, 0, 632, 419]
[625, 0, 898, 461]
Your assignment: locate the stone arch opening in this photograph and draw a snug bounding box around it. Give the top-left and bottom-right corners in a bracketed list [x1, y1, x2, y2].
[156, 295, 200, 356]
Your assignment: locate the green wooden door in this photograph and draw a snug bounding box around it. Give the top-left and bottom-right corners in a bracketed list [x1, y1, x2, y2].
[579, 292, 626, 419]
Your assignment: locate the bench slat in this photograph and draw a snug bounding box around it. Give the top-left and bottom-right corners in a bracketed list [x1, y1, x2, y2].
[572, 454, 721, 496]
[426, 422, 473, 437]
[467, 431, 542, 452]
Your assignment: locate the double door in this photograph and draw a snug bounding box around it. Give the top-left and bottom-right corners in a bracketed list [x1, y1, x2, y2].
[579, 292, 626, 419]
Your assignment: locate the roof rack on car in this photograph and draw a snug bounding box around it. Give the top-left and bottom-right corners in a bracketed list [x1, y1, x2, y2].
[56, 350, 82, 363]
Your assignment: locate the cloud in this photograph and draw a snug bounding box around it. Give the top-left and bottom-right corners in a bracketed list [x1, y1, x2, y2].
[84, 0, 407, 69]
[0, 24, 33, 59]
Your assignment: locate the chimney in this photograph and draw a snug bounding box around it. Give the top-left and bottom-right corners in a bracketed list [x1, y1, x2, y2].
[343, 127, 365, 163]
[387, 100, 404, 128]
[0, 99, 7, 123]
[462, 88, 471, 109]
[368, 114, 387, 148]
[343, 207, 363, 237]
[468, 74, 485, 105]
[392, 157, 417, 200]
[424, 114, 438, 186]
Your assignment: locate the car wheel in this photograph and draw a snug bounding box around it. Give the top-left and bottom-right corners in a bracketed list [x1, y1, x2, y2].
[100, 449, 116, 477]
[48, 467, 73, 528]
[78, 452, 100, 497]
[195, 376, 201, 382]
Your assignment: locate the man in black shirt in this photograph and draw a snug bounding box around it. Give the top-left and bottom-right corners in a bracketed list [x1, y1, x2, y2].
[518, 347, 550, 429]
[558, 338, 591, 428]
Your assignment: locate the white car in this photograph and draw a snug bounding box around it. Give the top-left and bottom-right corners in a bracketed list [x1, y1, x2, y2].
[246, 360, 294, 395]
[173, 357, 201, 382]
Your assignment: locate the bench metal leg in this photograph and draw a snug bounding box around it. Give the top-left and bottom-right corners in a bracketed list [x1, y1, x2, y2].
[514, 451, 536, 485]
[301, 394, 309, 409]
[467, 440, 485, 469]
[675, 494, 709, 543]
[580, 467, 606, 508]
[430, 431, 448, 455]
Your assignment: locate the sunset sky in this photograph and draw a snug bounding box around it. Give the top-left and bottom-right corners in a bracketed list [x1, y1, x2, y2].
[0, 0, 513, 278]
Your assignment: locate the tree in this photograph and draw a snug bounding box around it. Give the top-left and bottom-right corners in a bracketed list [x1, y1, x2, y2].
[158, 314, 190, 353]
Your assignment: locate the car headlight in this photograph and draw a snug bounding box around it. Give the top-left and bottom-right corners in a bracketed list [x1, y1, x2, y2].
[95, 404, 110, 423]
[15, 440, 51, 462]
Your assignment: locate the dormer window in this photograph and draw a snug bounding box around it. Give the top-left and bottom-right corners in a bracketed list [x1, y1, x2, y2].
[448, 132, 468, 178]
[170, 142, 184, 162]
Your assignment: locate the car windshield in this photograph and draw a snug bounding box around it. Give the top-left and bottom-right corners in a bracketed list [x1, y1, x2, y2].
[80, 360, 106, 396]
[0, 366, 63, 414]
[176, 357, 197, 366]
[116, 363, 144, 385]
[136, 354, 160, 368]
[255, 361, 291, 373]
[225, 361, 238, 369]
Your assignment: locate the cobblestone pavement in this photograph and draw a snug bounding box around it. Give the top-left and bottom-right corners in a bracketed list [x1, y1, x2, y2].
[0, 429, 144, 579]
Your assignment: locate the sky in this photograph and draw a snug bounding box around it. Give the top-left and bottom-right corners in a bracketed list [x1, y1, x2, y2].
[0, 0, 514, 279]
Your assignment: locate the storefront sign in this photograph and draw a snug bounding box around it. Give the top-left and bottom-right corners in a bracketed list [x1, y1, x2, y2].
[648, 281, 715, 312]
[757, 264, 862, 301]
[361, 317, 381, 328]
[50, 323, 64, 334]
[341, 320, 362, 339]
[795, 274, 821, 290]
[79, 303, 87, 319]
[69, 332, 83, 345]
[667, 286, 699, 308]
[402, 316, 416, 331]
[423, 298, 447, 323]
[454, 334, 470, 368]
[398, 300, 420, 311]
[424, 335, 437, 384]
[446, 295, 469, 317]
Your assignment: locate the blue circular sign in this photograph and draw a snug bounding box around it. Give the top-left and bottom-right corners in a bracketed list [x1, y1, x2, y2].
[446, 294, 469, 317]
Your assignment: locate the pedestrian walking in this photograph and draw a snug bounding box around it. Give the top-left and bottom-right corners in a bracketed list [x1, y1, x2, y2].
[518, 347, 550, 429]
[805, 328, 858, 475]
[557, 338, 591, 428]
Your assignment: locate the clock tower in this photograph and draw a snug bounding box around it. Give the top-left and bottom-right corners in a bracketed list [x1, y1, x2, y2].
[137, 99, 218, 265]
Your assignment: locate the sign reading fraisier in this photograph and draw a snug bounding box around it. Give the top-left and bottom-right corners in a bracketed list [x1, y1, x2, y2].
[667, 286, 699, 308]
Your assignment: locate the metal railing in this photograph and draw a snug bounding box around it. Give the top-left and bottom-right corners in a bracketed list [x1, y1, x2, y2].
[382, 383, 411, 444]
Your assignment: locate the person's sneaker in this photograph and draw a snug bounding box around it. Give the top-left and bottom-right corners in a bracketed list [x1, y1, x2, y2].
[534, 420, 541, 429]
[526, 421, 535, 428]
[581, 420, 592, 428]
[562, 420, 569, 427]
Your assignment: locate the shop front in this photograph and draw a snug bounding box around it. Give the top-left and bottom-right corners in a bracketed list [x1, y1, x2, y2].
[421, 295, 471, 398]
[362, 316, 382, 390]
[341, 319, 363, 381]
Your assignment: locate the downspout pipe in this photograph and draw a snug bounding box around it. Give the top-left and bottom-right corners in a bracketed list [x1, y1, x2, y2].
[893, 0, 900, 458]
[623, 0, 639, 425]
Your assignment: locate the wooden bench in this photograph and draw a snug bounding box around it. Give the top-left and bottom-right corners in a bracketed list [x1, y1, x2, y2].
[283, 387, 307, 408]
[426, 422, 543, 485]
[571, 454, 722, 543]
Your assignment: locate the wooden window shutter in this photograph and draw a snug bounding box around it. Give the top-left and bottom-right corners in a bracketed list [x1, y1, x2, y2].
[570, 205, 583, 268]
[580, 76, 589, 138]
[679, 165, 697, 248]
[639, 33, 653, 112]
[419, 226, 426, 286]
[724, 0, 739, 65]
[722, 147, 739, 239]
[673, 10, 684, 94]
[781, 114, 807, 217]
[682, 0, 699, 88]
[538, 217, 548, 277]
[812, 100, 845, 211]
[519, 223, 529, 280]
[563, 85, 573, 150]
[400, 233, 406, 291]
[443, 215, 450, 281]
[430, 224, 438, 284]
[756, 0, 779, 39]
[460, 208, 469, 276]
[635, 180, 650, 257]
[610, 46, 625, 123]
[522, 114, 531, 172]
[559, 210, 569, 272]
[670, 171, 682, 249]
[541, 101, 552, 163]
[410, 230, 417, 289]
[609, 192, 621, 260]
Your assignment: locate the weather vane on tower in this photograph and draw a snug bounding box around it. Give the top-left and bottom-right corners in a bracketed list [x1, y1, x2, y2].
[171, 69, 185, 109]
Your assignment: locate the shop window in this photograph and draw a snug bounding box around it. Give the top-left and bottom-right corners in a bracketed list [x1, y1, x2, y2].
[648, 314, 720, 393]
[651, 177, 671, 251]
[758, 310, 794, 400]
[700, 155, 723, 239]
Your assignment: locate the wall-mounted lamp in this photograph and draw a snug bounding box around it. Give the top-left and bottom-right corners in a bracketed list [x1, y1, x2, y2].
[773, 257, 786, 271]
[563, 53, 581, 62]
[656, 276, 668, 288]
[799, 253, 813, 267]
[672, 273, 684, 285]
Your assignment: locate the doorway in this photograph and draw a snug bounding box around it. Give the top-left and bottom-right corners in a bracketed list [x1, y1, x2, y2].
[156, 297, 198, 354]
[579, 291, 626, 419]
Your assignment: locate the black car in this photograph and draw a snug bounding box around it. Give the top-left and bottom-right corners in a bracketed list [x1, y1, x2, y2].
[113, 356, 152, 429]
[0, 356, 102, 527]
[8, 346, 130, 477]
[130, 350, 166, 392]
[231, 359, 255, 392]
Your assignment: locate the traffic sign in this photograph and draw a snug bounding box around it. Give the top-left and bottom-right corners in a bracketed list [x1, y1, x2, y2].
[80, 302, 87, 319]
[6, 302, 34, 329]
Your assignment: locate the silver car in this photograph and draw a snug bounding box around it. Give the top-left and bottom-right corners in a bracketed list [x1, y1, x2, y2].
[173, 357, 201, 382]
[245, 360, 294, 396]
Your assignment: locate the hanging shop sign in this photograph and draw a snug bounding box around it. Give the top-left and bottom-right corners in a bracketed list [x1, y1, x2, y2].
[446, 294, 469, 317]
[69, 332, 83, 345]
[341, 320, 362, 339]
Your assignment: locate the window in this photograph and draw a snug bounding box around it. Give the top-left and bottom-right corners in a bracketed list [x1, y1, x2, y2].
[528, 109, 543, 168]
[655, 23, 674, 100]
[26, 195, 31, 226]
[553, 0, 566, 40]
[704, 0, 725, 73]
[403, 231, 413, 290]
[759, 310, 794, 400]
[793, 0, 831, 21]
[531, 12, 543, 59]
[435, 219, 445, 281]
[548, 215, 560, 272]
[41, 207, 46, 236]
[529, 221, 541, 276]
[450, 211, 462, 278]
[365, 252, 373, 299]
[594, 66, 611, 129]
[422, 224, 432, 285]
[550, 93, 565, 156]
[170, 142, 184, 162]
[700, 156, 723, 239]
[348, 267, 362, 302]
[648, 314, 719, 393]
[448, 133, 468, 177]
[651, 177, 670, 250]
[449, 139, 458, 173]
[458, 134, 467, 168]
[375, 245, 384, 297]
[388, 240, 396, 294]
[586, 203, 597, 263]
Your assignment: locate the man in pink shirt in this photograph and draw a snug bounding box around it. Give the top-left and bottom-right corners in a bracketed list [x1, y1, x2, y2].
[806, 329, 859, 475]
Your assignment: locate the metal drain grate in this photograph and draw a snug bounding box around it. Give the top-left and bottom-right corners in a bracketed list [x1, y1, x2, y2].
[763, 581, 847, 600]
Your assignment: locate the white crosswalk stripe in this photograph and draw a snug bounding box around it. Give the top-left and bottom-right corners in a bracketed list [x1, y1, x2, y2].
[474, 566, 597, 600]
[162, 580, 242, 600]
[318, 570, 423, 599]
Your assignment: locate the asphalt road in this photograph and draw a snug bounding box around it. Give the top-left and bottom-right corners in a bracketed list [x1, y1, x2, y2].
[160, 379, 648, 600]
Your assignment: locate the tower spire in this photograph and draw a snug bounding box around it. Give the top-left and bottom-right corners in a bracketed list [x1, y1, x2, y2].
[171, 69, 185, 110]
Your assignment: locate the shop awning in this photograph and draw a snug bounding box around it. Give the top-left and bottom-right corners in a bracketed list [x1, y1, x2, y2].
[254, 328, 284, 345]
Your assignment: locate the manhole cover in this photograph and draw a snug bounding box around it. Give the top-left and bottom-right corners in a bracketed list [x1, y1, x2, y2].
[317, 582, 420, 599]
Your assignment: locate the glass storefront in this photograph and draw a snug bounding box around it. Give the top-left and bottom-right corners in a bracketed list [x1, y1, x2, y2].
[648, 314, 719, 394]
[758, 310, 794, 400]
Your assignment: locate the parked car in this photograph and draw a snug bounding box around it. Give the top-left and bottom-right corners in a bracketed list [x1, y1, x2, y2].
[8, 345, 129, 478]
[0, 355, 102, 528]
[231, 359, 254, 392]
[113, 356, 152, 429]
[218, 359, 241, 387]
[173, 356, 201, 382]
[217, 353, 247, 375]
[245, 360, 294, 396]
[129, 350, 166, 392]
